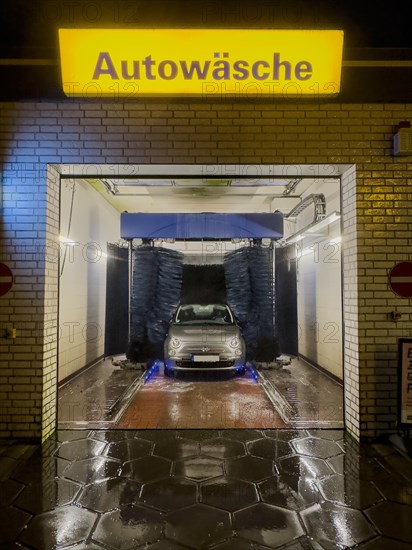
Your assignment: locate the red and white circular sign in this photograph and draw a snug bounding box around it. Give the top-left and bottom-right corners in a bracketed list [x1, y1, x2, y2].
[0, 263, 13, 297]
[389, 262, 412, 298]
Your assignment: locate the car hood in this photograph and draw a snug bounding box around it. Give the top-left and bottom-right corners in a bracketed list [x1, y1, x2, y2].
[168, 324, 240, 340]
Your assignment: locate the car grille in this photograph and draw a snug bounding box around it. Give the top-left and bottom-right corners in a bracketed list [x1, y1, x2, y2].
[175, 360, 236, 369]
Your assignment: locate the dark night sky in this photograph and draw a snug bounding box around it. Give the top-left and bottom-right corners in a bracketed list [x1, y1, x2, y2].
[1, 0, 412, 57]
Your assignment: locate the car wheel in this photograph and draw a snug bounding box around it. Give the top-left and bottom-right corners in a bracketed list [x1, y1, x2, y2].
[164, 365, 172, 377]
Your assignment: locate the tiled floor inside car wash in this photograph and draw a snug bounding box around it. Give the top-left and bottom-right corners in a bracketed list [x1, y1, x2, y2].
[1, 429, 412, 549]
[58, 357, 343, 430]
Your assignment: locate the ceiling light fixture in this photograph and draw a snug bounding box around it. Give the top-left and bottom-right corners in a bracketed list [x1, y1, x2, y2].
[100, 178, 119, 195]
[59, 236, 77, 246]
[284, 233, 305, 245]
[305, 211, 341, 233]
[282, 211, 341, 245]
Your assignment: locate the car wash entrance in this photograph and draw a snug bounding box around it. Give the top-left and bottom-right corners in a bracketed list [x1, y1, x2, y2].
[56, 164, 346, 430]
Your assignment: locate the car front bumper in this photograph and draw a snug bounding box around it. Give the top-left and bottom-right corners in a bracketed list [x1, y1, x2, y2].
[164, 357, 245, 371]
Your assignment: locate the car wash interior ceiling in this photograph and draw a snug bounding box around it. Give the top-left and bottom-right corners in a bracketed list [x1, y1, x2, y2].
[58, 174, 342, 381]
[75, 175, 341, 259]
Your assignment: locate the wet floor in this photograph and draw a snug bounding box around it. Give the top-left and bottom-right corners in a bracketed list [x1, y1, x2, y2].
[117, 368, 286, 429]
[58, 358, 343, 430]
[263, 358, 344, 428]
[58, 360, 143, 426]
[0, 429, 411, 549]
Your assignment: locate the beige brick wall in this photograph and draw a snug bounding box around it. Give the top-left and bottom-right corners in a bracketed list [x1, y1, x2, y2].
[0, 101, 411, 441]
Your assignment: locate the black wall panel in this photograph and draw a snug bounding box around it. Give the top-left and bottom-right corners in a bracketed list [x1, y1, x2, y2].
[181, 264, 226, 304]
[104, 244, 129, 356]
[275, 246, 298, 356]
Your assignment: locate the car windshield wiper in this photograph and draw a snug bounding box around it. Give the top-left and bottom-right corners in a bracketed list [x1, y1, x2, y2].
[200, 321, 230, 325]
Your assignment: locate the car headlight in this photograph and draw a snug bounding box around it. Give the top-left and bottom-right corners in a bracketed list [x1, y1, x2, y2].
[229, 337, 241, 348]
[169, 337, 181, 349]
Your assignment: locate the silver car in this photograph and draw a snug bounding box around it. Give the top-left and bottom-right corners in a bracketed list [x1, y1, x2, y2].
[164, 303, 246, 376]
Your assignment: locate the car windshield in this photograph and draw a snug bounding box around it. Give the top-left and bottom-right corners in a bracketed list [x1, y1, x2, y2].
[174, 304, 234, 325]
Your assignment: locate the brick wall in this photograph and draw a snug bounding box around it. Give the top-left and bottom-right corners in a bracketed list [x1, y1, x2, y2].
[0, 101, 411, 441]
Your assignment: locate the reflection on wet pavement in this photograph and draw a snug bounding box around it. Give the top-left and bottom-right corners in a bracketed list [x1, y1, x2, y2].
[58, 358, 344, 431]
[58, 359, 143, 424]
[0, 429, 411, 549]
[262, 357, 344, 427]
[117, 368, 287, 429]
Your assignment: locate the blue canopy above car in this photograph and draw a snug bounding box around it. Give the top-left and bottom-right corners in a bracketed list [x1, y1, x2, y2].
[120, 212, 284, 240]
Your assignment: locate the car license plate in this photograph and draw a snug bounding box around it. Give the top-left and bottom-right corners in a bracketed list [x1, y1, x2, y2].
[193, 355, 220, 362]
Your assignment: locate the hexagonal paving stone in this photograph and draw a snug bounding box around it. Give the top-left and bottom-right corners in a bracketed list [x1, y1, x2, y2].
[277, 537, 322, 549]
[233, 503, 303, 547]
[2, 444, 35, 461]
[19, 506, 97, 550]
[278, 455, 333, 479]
[0, 479, 24, 506]
[177, 430, 219, 441]
[31, 438, 61, 457]
[135, 430, 177, 443]
[292, 437, 342, 459]
[226, 455, 276, 483]
[0, 543, 30, 550]
[153, 438, 199, 461]
[318, 474, 382, 509]
[11, 457, 70, 484]
[63, 457, 121, 484]
[258, 474, 320, 510]
[166, 504, 231, 548]
[222, 430, 263, 442]
[366, 501, 412, 544]
[52, 543, 105, 550]
[358, 536, 412, 549]
[358, 458, 392, 481]
[55, 430, 92, 442]
[174, 457, 224, 481]
[103, 439, 153, 461]
[264, 430, 305, 441]
[143, 540, 193, 550]
[372, 477, 412, 505]
[360, 440, 396, 459]
[14, 478, 81, 513]
[327, 454, 344, 475]
[0, 456, 19, 481]
[92, 430, 138, 443]
[201, 477, 258, 511]
[211, 537, 271, 549]
[248, 438, 292, 460]
[301, 501, 376, 547]
[307, 429, 344, 441]
[200, 438, 245, 460]
[141, 477, 197, 512]
[77, 478, 142, 512]
[375, 454, 412, 484]
[0, 506, 31, 544]
[93, 504, 164, 549]
[55, 439, 106, 461]
[121, 455, 172, 483]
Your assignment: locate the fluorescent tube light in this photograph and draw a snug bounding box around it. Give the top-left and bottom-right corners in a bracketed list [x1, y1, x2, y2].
[59, 236, 77, 246]
[306, 211, 341, 233]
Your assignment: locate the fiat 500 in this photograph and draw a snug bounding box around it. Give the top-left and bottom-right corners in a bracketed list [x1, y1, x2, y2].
[163, 303, 246, 376]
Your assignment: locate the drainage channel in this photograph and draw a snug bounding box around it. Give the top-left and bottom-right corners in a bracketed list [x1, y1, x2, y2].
[57, 362, 159, 429]
[252, 364, 344, 428]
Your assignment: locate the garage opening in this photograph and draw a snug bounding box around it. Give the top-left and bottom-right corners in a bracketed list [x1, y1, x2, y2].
[56, 166, 344, 430]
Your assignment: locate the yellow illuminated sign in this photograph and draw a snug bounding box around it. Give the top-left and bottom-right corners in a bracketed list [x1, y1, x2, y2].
[59, 29, 344, 97]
